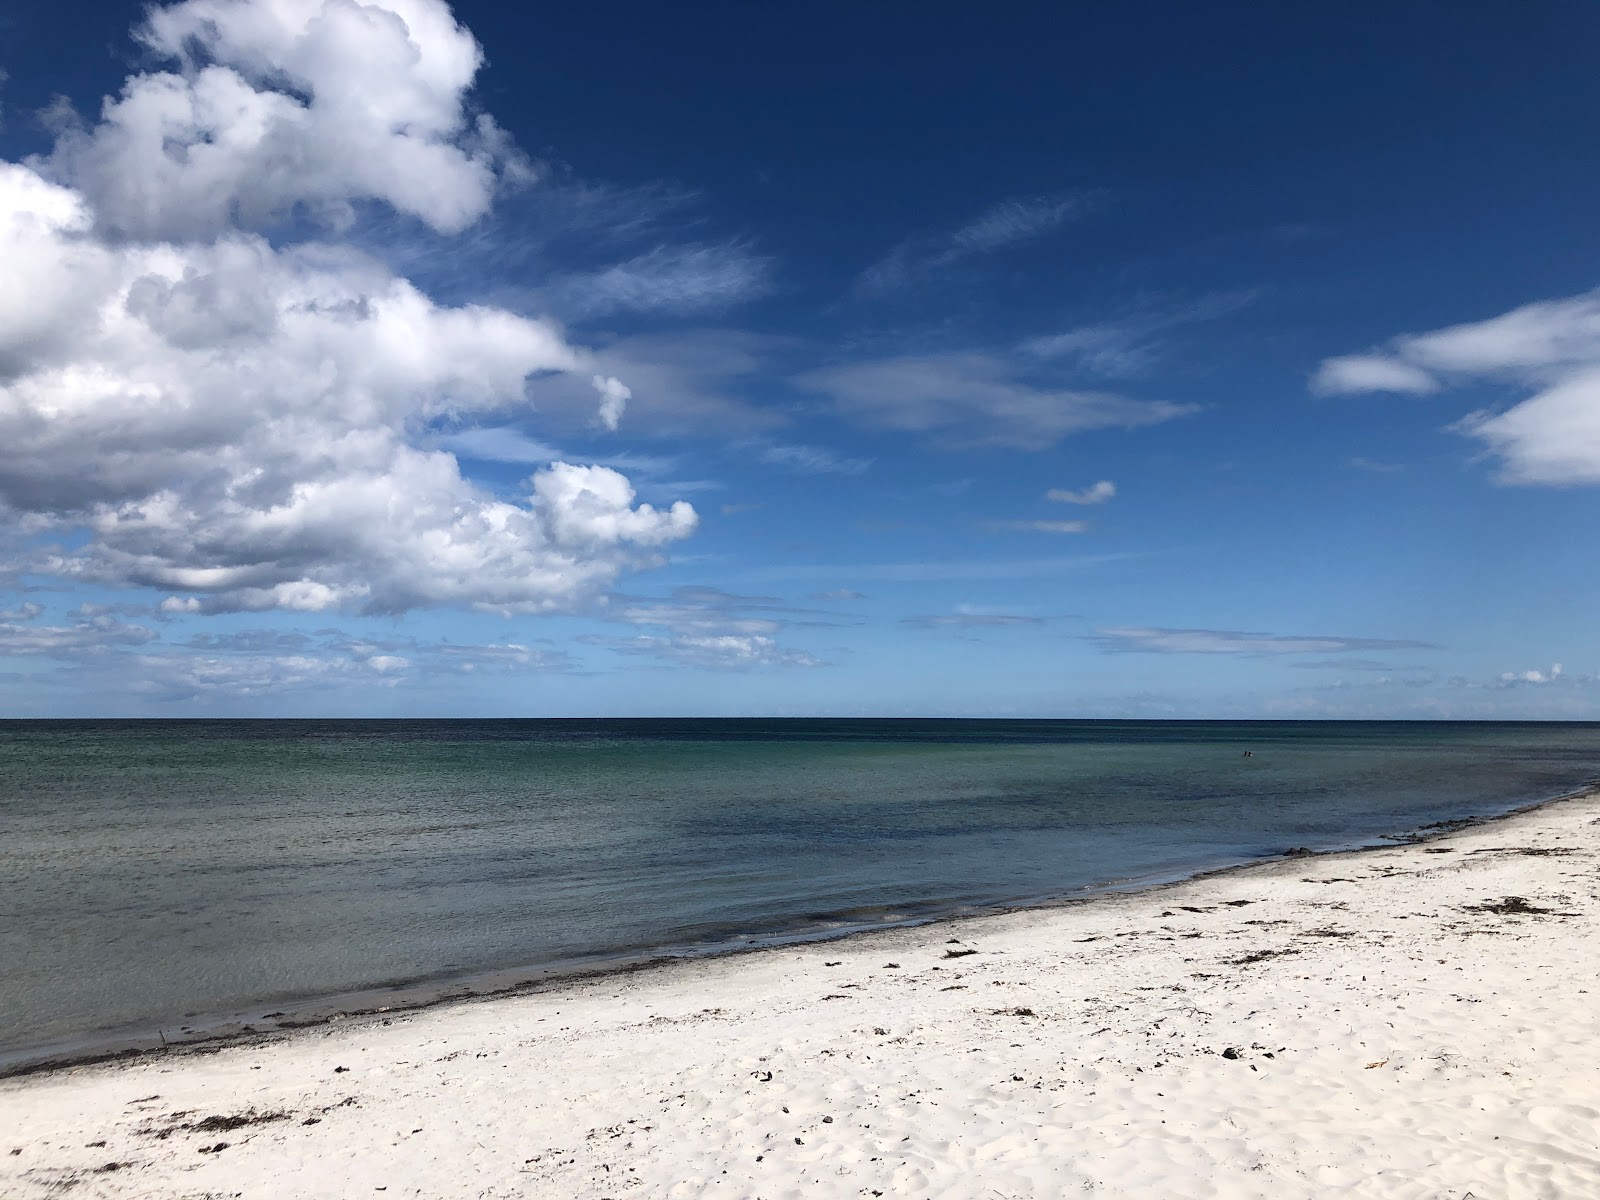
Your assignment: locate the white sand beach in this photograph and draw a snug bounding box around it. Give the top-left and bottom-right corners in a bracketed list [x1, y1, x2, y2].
[4, 792, 1598, 1199]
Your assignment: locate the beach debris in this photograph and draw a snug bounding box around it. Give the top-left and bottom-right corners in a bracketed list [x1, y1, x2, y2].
[1223, 947, 1299, 967]
[752, 1070, 773, 1082]
[1282, 847, 1316, 858]
[824, 961, 841, 967]
[1221, 1047, 1242, 1060]
[989, 1007, 1037, 1018]
[94, 1161, 130, 1172]
[1469, 845, 1580, 857]
[1460, 895, 1574, 917]
[1365, 1059, 1389, 1069]
[334, 1065, 350, 1073]
[883, 962, 900, 969]
[943, 947, 979, 958]
[142, 1108, 290, 1141]
[197, 1142, 230, 1154]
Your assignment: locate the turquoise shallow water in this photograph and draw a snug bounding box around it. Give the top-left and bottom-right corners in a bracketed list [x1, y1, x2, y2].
[2, 718, 1598, 1067]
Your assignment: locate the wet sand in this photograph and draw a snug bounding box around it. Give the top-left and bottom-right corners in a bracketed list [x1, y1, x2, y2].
[3, 790, 1598, 1198]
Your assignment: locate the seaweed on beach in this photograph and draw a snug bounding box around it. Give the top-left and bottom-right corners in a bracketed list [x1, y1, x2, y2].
[1459, 895, 1578, 917]
[142, 1108, 291, 1141]
[1468, 846, 1581, 857]
[1222, 947, 1300, 966]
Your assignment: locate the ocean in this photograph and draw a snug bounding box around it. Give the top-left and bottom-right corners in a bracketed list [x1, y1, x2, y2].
[3, 718, 1598, 1070]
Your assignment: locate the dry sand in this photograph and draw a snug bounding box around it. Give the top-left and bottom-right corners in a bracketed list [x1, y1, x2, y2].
[4, 791, 1599, 1199]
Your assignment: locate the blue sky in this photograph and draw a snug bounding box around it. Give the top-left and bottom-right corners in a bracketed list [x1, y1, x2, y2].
[1, 0, 1597, 717]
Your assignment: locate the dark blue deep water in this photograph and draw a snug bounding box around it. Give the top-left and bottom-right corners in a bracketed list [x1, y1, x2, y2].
[3, 719, 1598, 1067]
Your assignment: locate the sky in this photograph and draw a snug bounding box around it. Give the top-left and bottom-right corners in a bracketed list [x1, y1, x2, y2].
[1, 0, 1598, 718]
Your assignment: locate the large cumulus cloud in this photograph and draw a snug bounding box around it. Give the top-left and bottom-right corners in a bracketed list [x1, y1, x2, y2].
[2, 0, 696, 616]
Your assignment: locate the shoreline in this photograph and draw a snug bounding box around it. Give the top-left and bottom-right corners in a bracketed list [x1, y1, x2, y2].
[5, 778, 1595, 1082]
[5, 785, 1599, 1196]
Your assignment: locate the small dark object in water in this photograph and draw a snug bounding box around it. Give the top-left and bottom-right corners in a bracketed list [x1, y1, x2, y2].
[1242, 751, 1253, 758]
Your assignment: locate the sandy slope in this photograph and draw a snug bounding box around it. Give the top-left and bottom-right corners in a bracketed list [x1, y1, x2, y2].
[4, 793, 1598, 1199]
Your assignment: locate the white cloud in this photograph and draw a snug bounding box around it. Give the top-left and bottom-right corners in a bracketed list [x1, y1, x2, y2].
[583, 584, 828, 669]
[0, 2, 698, 617]
[1310, 355, 1440, 396]
[591, 374, 630, 432]
[984, 519, 1089, 534]
[599, 632, 823, 670]
[757, 442, 873, 476]
[1046, 480, 1116, 505]
[797, 353, 1193, 449]
[902, 608, 1044, 629]
[38, 0, 522, 240]
[0, 611, 158, 659]
[859, 193, 1090, 295]
[548, 241, 769, 317]
[1498, 662, 1563, 686]
[1312, 290, 1600, 483]
[1022, 291, 1257, 379]
[1095, 627, 1439, 655]
[1457, 368, 1600, 484]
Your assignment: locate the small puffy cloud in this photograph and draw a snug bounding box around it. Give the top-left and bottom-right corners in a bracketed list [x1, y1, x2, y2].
[0, 601, 43, 621]
[797, 353, 1193, 450]
[984, 519, 1089, 534]
[1046, 480, 1115, 505]
[1095, 627, 1438, 655]
[859, 193, 1091, 295]
[1313, 289, 1600, 484]
[591, 374, 630, 432]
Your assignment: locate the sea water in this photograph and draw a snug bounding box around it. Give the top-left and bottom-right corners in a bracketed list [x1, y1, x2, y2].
[3, 718, 1598, 1068]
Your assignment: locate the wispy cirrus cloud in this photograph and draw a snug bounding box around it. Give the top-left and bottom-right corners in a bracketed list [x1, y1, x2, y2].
[580, 585, 838, 670]
[982, 519, 1089, 534]
[857, 192, 1094, 295]
[546, 241, 771, 318]
[796, 353, 1193, 449]
[1311, 289, 1600, 484]
[1047, 480, 1116, 505]
[902, 607, 1047, 630]
[1022, 290, 1258, 379]
[1094, 627, 1440, 656]
[756, 442, 874, 476]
